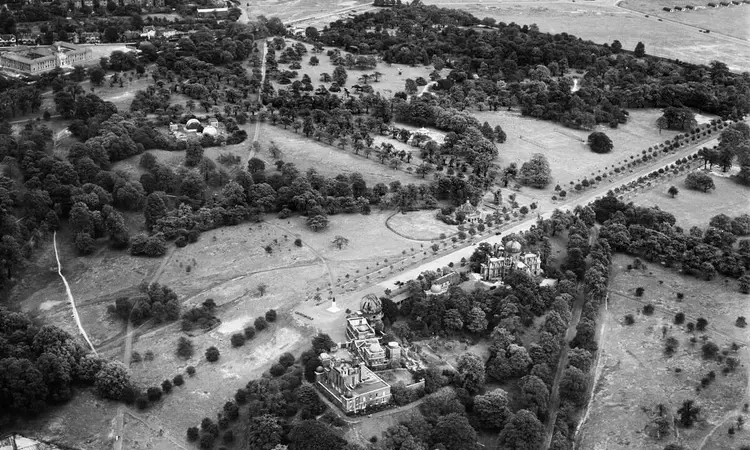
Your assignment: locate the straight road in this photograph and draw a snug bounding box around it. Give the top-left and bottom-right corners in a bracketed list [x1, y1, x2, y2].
[342, 133, 721, 303]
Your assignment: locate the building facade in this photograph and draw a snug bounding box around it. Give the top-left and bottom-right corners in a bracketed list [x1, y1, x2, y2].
[315, 354, 391, 413]
[0, 42, 92, 74]
[480, 240, 541, 283]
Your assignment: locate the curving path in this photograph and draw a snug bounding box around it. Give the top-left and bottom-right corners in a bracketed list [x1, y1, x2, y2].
[53, 232, 98, 354]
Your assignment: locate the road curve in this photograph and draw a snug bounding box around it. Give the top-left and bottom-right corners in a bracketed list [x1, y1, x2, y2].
[53, 232, 98, 354]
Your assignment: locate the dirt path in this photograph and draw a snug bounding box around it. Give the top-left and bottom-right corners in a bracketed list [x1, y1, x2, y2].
[53, 232, 98, 354]
[696, 347, 750, 449]
[252, 40, 267, 147]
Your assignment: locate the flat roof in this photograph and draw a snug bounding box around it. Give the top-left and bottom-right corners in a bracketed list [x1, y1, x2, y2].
[352, 367, 389, 395]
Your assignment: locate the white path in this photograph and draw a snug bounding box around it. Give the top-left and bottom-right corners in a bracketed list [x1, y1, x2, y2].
[53, 231, 97, 354]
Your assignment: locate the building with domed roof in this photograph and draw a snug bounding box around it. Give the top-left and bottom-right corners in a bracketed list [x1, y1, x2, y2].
[359, 293, 383, 323]
[480, 240, 541, 283]
[454, 199, 486, 224]
[424, 271, 461, 297]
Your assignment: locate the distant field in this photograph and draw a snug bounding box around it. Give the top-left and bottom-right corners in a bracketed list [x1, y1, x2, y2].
[630, 169, 749, 228]
[433, 1, 750, 72]
[245, 0, 372, 25]
[621, 0, 750, 40]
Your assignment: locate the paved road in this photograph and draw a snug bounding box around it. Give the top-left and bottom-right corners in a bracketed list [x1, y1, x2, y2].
[298, 131, 722, 332]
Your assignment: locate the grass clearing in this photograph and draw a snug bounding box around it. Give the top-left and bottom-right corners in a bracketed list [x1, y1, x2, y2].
[387, 210, 458, 241]
[630, 169, 749, 228]
[579, 253, 749, 449]
[256, 124, 428, 186]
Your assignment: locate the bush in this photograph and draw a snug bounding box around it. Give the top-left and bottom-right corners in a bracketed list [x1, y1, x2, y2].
[244, 325, 256, 339]
[624, 314, 635, 325]
[674, 312, 685, 324]
[231, 333, 246, 347]
[643, 304, 655, 315]
[736, 316, 747, 328]
[222, 430, 235, 444]
[147, 386, 163, 402]
[635, 287, 645, 297]
[199, 433, 215, 450]
[279, 352, 295, 367]
[161, 379, 173, 393]
[265, 309, 277, 322]
[294, 238, 302, 247]
[254, 316, 268, 331]
[131, 351, 142, 363]
[702, 341, 719, 359]
[187, 427, 200, 442]
[696, 317, 708, 331]
[173, 374, 184, 386]
[270, 363, 286, 377]
[687, 322, 695, 332]
[206, 346, 220, 362]
[186, 366, 196, 376]
[177, 337, 194, 359]
[136, 395, 149, 410]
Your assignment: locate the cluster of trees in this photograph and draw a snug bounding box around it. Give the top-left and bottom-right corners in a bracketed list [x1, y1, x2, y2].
[0, 83, 42, 120]
[696, 122, 750, 184]
[109, 282, 180, 324]
[182, 298, 220, 332]
[595, 194, 750, 289]
[231, 309, 277, 347]
[318, 5, 749, 129]
[0, 308, 132, 423]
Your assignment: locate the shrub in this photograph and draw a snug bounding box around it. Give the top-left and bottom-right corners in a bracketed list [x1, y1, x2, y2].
[173, 374, 184, 386]
[687, 322, 695, 332]
[144, 350, 155, 361]
[147, 386, 162, 402]
[131, 351, 142, 363]
[199, 433, 215, 450]
[161, 379, 173, 393]
[136, 395, 149, 410]
[279, 352, 295, 367]
[702, 341, 719, 359]
[624, 314, 635, 325]
[187, 427, 200, 442]
[674, 312, 685, 324]
[635, 287, 645, 297]
[231, 333, 246, 347]
[696, 317, 708, 331]
[177, 337, 194, 359]
[222, 430, 235, 444]
[736, 316, 747, 328]
[244, 325, 256, 339]
[186, 366, 196, 376]
[254, 316, 268, 330]
[265, 309, 277, 322]
[294, 238, 302, 247]
[643, 304, 655, 315]
[665, 337, 679, 356]
[270, 363, 286, 377]
[206, 346, 220, 362]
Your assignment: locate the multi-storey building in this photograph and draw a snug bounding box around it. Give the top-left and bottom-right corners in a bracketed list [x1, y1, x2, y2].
[480, 240, 541, 282]
[314, 354, 391, 413]
[0, 42, 92, 74]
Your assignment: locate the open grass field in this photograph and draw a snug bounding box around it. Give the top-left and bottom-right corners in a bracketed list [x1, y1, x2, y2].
[475, 108, 682, 187]
[387, 209, 458, 240]
[273, 38, 438, 97]
[578, 253, 750, 449]
[438, 0, 750, 72]
[630, 168, 749, 228]
[620, 0, 750, 40]
[255, 124, 428, 186]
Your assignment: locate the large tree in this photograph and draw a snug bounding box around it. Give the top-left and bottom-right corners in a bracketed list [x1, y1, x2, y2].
[473, 389, 512, 429]
[498, 409, 544, 450]
[518, 153, 552, 188]
[587, 131, 613, 154]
